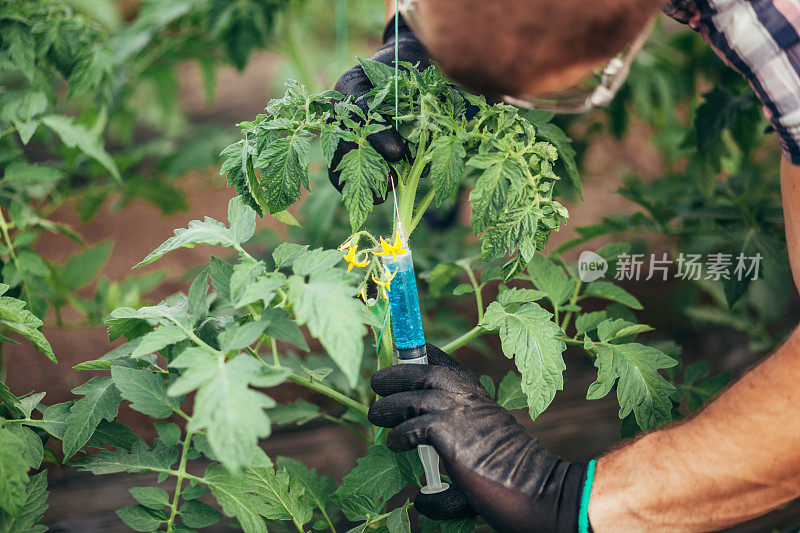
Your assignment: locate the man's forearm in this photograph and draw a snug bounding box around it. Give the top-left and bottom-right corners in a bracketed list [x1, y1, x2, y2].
[589, 321, 800, 531]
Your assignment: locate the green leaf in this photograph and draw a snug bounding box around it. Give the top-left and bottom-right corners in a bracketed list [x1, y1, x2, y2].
[0, 426, 28, 516]
[230, 259, 266, 304]
[188, 269, 210, 326]
[478, 375, 496, 398]
[245, 466, 314, 525]
[582, 282, 642, 310]
[272, 243, 309, 269]
[575, 311, 607, 333]
[288, 270, 368, 388]
[357, 58, 395, 88]
[672, 361, 731, 412]
[276, 456, 335, 517]
[527, 254, 574, 307]
[292, 248, 343, 277]
[257, 130, 315, 214]
[333, 446, 408, 520]
[430, 135, 466, 206]
[335, 143, 388, 230]
[270, 399, 320, 426]
[41, 115, 121, 183]
[62, 376, 122, 459]
[496, 287, 546, 307]
[386, 505, 411, 533]
[131, 325, 188, 358]
[2, 162, 64, 200]
[496, 371, 527, 410]
[20, 402, 71, 440]
[154, 422, 181, 448]
[209, 257, 234, 302]
[587, 342, 677, 430]
[71, 440, 178, 475]
[534, 121, 582, 197]
[116, 504, 166, 532]
[0, 470, 48, 533]
[0, 291, 56, 362]
[204, 464, 268, 533]
[86, 420, 141, 451]
[111, 366, 182, 419]
[135, 198, 255, 267]
[180, 499, 222, 528]
[187, 354, 279, 471]
[73, 359, 113, 371]
[468, 153, 523, 234]
[129, 487, 169, 510]
[480, 302, 566, 419]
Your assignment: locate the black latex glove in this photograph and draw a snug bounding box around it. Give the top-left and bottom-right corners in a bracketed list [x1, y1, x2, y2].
[328, 14, 430, 203]
[369, 345, 589, 533]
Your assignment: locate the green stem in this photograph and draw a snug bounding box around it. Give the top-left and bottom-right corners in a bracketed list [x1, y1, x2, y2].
[397, 142, 429, 234]
[463, 265, 484, 322]
[441, 325, 485, 353]
[559, 280, 583, 333]
[246, 347, 369, 417]
[408, 188, 435, 234]
[0, 208, 30, 308]
[271, 338, 280, 367]
[165, 430, 195, 532]
[559, 336, 584, 346]
[286, 373, 369, 418]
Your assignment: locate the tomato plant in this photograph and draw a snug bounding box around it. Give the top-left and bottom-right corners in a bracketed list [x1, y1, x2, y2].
[1, 9, 794, 532]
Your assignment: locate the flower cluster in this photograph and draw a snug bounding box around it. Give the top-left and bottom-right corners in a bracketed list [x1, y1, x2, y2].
[339, 234, 407, 291]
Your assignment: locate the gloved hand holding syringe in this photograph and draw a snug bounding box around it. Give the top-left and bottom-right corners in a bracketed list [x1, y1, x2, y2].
[380, 218, 449, 495]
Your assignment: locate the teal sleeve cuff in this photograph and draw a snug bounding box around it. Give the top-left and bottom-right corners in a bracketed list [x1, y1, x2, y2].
[578, 459, 597, 533]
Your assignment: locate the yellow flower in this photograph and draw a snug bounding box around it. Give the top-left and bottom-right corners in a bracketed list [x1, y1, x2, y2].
[371, 264, 397, 291]
[343, 245, 370, 272]
[374, 234, 407, 259]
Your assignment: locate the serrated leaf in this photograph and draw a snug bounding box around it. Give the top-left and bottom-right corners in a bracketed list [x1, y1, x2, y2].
[188, 269, 210, 326]
[582, 282, 642, 310]
[72, 359, 113, 371]
[496, 287, 546, 307]
[575, 311, 607, 333]
[270, 399, 320, 426]
[135, 198, 255, 267]
[287, 270, 367, 388]
[276, 456, 335, 517]
[527, 254, 574, 307]
[0, 426, 28, 516]
[187, 354, 277, 472]
[71, 440, 178, 475]
[129, 487, 169, 510]
[496, 371, 527, 410]
[480, 302, 566, 419]
[180, 499, 222, 528]
[204, 464, 268, 533]
[468, 153, 522, 234]
[0, 470, 48, 533]
[86, 420, 141, 451]
[131, 325, 188, 358]
[335, 143, 388, 230]
[258, 130, 315, 213]
[333, 446, 408, 520]
[111, 366, 182, 419]
[0, 291, 56, 362]
[116, 504, 166, 532]
[245, 466, 314, 525]
[386, 505, 411, 533]
[273, 243, 309, 269]
[62, 376, 122, 459]
[587, 343, 677, 430]
[431, 135, 466, 206]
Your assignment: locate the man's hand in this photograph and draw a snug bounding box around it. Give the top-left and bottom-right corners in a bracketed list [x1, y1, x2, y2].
[328, 15, 429, 201]
[369, 344, 589, 533]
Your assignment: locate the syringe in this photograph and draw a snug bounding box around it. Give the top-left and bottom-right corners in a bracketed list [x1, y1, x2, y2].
[381, 223, 449, 495]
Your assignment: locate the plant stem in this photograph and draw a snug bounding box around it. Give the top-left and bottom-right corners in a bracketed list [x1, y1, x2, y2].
[559, 280, 583, 333]
[462, 265, 484, 322]
[286, 373, 369, 418]
[246, 346, 370, 417]
[397, 142, 429, 234]
[0, 207, 30, 308]
[271, 338, 280, 366]
[441, 325, 485, 353]
[165, 429, 195, 532]
[408, 188, 435, 234]
[321, 413, 368, 443]
[559, 336, 584, 346]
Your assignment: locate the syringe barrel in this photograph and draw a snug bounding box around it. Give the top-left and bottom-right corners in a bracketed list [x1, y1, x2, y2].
[382, 251, 425, 355]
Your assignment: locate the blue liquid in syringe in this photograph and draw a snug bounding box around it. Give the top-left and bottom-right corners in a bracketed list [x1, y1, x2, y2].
[384, 252, 425, 350]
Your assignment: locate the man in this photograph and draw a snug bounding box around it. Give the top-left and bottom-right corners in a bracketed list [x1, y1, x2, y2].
[333, 1, 800, 531]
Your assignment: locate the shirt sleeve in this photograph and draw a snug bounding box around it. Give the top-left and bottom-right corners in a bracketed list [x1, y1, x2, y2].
[665, 0, 800, 164]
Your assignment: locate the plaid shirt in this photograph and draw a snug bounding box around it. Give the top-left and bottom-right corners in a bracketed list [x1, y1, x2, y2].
[664, 0, 800, 164]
